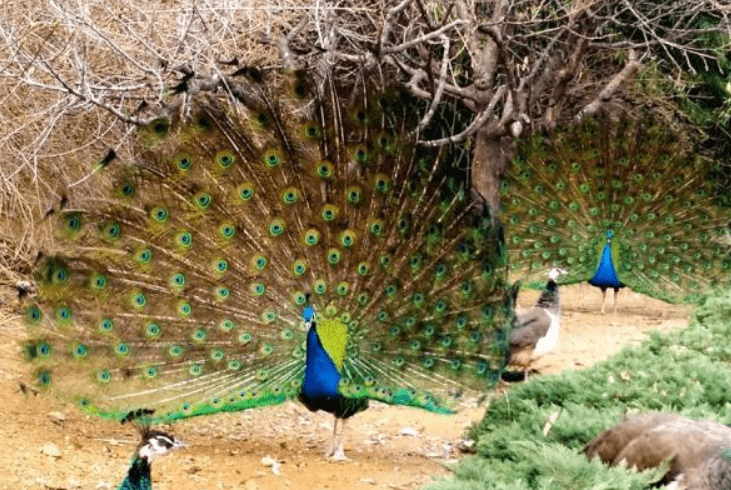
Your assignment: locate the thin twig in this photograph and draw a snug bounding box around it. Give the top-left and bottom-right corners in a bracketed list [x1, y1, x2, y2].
[417, 35, 450, 132]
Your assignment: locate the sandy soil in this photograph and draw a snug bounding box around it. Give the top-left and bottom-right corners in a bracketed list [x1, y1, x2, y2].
[0, 284, 690, 490]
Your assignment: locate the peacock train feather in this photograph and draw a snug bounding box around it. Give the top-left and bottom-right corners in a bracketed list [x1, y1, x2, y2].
[23, 69, 513, 446]
[502, 116, 731, 307]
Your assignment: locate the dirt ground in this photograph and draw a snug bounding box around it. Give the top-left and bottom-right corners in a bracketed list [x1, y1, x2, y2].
[0, 284, 690, 490]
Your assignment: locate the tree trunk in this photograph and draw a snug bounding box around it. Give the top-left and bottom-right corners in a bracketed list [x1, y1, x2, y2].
[471, 127, 510, 215]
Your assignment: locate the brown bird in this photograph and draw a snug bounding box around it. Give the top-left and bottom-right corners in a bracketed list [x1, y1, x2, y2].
[585, 413, 731, 489]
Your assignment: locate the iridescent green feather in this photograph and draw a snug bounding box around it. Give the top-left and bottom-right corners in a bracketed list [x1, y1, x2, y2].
[502, 116, 731, 302]
[24, 69, 512, 422]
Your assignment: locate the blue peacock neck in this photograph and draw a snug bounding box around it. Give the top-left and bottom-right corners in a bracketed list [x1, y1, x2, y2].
[589, 230, 621, 288]
[302, 311, 349, 399]
[298, 308, 370, 419]
[303, 323, 342, 398]
[117, 455, 151, 490]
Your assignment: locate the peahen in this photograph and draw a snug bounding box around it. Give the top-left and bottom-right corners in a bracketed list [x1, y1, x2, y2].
[585, 413, 731, 489]
[117, 409, 185, 490]
[23, 68, 513, 461]
[502, 116, 731, 311]
[507, 266, 565, 379]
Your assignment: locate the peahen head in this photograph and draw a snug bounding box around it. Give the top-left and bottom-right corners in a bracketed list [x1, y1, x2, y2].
[138, 430, 186, 463]
[122, 409, 186, 463]
[548, 267, 567, 282]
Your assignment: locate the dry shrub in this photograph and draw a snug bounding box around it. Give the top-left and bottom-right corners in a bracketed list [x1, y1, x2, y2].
[0, 0, 322, 284]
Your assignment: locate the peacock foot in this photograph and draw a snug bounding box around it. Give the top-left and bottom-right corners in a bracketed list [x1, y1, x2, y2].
[329, 449, 351, 462]
[325, 443, 350, 461]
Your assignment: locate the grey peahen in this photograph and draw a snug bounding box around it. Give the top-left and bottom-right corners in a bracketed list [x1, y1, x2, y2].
[22, 68, 513, 461]
[585, 413, 731, 489]
[501, 116, 731, 311]
[507, 266, 565, 379]
[118, 409, 185, 490]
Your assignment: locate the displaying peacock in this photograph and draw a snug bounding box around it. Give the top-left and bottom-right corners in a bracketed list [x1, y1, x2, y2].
[23, 68, 513, 461]
[502, 116, 731, 310]
[118, 409, 186, 490]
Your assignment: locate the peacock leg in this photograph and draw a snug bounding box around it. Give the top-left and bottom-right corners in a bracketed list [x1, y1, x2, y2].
[325, 416, 339, 457]
[330, 417, 350, 461]
[613, 288, 619, 314]
[600, 288, 607, 314]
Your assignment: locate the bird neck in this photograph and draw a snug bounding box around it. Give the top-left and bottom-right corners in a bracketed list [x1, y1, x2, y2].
[302, 319, 348, 399]
[117, 455, 151, 490]
[589, 241, 621, 288]
[535, 280, 560, 314]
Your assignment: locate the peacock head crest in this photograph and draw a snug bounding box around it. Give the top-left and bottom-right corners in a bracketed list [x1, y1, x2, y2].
[605, 230, 614, 240]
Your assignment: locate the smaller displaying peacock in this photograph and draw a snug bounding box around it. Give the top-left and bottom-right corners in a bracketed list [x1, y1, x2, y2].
[502, 116, 731, 310]
[22, 68, 514, 461]
[507, 267, 565, 379]
[587, 230, 624, 314]
[118, 409, 185, 490]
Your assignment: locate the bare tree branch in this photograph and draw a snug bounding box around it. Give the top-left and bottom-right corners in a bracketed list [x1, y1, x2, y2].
[416, 35, 450, 132]
[576, 49, 643, 122]
[1, 0, 728, 253]
[420, 85, 507, 146]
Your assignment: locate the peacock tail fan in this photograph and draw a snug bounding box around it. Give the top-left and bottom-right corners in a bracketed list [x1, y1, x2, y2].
[24, 68, 513, 423]
[501, 115, 731, 303]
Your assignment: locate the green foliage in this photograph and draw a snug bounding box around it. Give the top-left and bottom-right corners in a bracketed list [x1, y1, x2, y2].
[427, 288, 731, 490]
[429, 443, 663, 490]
